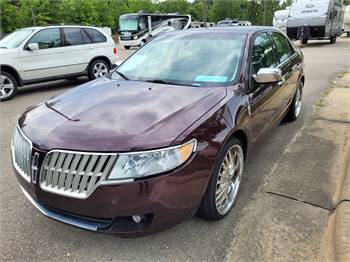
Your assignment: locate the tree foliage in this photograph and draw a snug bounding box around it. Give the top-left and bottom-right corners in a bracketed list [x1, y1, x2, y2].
[1, 0, 287, 34]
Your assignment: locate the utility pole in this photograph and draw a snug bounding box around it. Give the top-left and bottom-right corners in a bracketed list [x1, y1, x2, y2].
[263, 0, 267, 26]
[29, 0, 36, 26]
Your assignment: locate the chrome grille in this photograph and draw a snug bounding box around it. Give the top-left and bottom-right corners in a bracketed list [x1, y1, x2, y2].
[40, 151, 117, 199]
[11, 127, 32, 182]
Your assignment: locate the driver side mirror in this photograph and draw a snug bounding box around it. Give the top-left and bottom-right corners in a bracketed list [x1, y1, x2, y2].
[27, 43, 39, 51]
[253, 68, 282, 84]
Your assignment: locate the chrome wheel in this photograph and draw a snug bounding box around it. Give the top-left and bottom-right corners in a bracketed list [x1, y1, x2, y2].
[215, 144, 244, 216]
[93, 62, 108, 78]
[294, 85, 302, 118]
[0, 74, 14, 100]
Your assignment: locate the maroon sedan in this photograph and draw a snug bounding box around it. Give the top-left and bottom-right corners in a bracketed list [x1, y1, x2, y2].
[11, 27, 304, 236]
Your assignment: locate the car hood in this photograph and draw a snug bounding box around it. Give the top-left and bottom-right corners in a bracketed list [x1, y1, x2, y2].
[20, 78, 227, 152]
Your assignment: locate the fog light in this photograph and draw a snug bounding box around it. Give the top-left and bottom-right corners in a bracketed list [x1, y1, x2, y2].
[132, 215, 143, 223]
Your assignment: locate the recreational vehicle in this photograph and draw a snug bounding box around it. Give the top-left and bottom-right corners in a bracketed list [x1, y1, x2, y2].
[273, 7, 290, 33]
[217, 19, 252, 27]
[118, 11, 191, 49]
[287, 0, 344, 44]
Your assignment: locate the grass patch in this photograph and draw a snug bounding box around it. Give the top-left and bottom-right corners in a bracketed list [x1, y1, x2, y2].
[336, 71, 347, 79]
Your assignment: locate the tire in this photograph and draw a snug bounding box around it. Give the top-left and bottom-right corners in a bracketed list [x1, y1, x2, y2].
[0, 71, 18, 101]
[347, 32, 350, 38]
[330, 36, 336, 44]
[139, 40, 146, 47]
[124, 46, 131, 50]
[88, 59, 110, 80]
[285, 81, 303, 121]
[301, 38, 308, 45]
[197, 138, 245, 220]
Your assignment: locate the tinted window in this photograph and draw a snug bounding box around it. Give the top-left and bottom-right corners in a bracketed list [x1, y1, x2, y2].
[81, 30, 92, 44]
[270, 32, 294, 63]
[84, 28, 107, 43]
[251, 33, 277, 74]
[27, 28, 62, 49]
[64, 28, 84, 46]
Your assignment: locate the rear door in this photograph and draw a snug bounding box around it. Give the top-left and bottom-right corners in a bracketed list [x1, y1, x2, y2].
[62, 27, 94, 74]
[269, 31, 299, 112]
[248, 32, 284, 142]
[20, 28, 67, 80]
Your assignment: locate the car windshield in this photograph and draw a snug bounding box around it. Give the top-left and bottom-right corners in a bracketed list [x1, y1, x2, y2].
[115, 32, 245, 86]
[0, 28, 34, 48]
[119, 17, 139, 31]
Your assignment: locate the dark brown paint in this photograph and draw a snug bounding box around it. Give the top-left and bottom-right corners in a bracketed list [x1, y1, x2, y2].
[14, 27, 304, 236]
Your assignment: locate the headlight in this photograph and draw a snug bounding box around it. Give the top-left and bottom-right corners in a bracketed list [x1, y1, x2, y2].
[133, 36, 138, 40]
[108, 139, 197, 180]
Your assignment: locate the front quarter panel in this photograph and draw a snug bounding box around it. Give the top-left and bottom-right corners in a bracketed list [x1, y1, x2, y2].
[171, 85, 251, 198]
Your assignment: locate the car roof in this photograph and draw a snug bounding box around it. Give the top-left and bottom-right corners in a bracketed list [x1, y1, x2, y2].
[186, 26, 277, 34]
[21, 25, 102, 30]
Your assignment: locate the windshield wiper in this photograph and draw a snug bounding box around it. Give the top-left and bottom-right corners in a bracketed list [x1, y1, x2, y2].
[145, 79, 194, 86]
[0, 46, 8, 49]
[115, 70, 129, 80]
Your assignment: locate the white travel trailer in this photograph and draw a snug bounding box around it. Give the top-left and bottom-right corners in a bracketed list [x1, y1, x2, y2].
[118, 11, 191, 49]
[343, 5, 350, 37]
[273, 7, 290, 33]
[287, 0, 344, 44]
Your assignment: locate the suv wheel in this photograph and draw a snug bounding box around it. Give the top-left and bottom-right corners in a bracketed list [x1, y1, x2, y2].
[88, 59, 110, 80]
[0, 72, 18, 101]
[197, 138, 244, 220]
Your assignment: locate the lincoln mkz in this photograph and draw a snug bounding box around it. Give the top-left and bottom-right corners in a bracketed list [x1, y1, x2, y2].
[11, 27, 304, 236]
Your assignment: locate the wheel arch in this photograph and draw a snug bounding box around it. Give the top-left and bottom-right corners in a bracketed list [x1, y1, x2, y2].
[0, 65, 22, 86]
[228, 129, 248, 159]
[87, 56, 112, 70]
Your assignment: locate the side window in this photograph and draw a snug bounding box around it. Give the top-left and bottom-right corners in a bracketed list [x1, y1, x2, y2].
[64, 28, 84, 46]
[251, 33, 277, 74]
[81, 30, 92, 44]
[270, 32, 294, 63]
[27, 28, 62, 49]
[84, 29, 107, 43]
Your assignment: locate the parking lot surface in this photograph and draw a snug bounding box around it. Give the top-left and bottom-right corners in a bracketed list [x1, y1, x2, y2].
[1, 39, 350, 261]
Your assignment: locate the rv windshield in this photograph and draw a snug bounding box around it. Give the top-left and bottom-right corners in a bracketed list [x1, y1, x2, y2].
[114, 33, 245, 86]
[119, 17, 138, 31]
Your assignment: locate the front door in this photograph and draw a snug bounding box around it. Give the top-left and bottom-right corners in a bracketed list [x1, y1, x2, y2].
[20, 28, 68, 80]
[248, 32, 285, 142]
[270, 31, 299, 114]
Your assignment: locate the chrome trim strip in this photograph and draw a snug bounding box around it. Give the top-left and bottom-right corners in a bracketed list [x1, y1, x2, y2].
[20, 186, 101, 231]
[117, 139, 198, 156]
[11, 126, 33, 182]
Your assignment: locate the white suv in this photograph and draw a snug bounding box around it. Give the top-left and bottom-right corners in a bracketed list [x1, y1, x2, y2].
[0, 25, 118, 101]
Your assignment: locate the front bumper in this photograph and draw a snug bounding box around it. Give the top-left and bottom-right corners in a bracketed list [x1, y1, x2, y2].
[119, 39, 141, 47]
[14, 148, 213, 237]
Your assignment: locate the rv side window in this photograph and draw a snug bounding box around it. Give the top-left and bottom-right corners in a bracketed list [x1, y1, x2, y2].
[270, 32, 293, 64]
